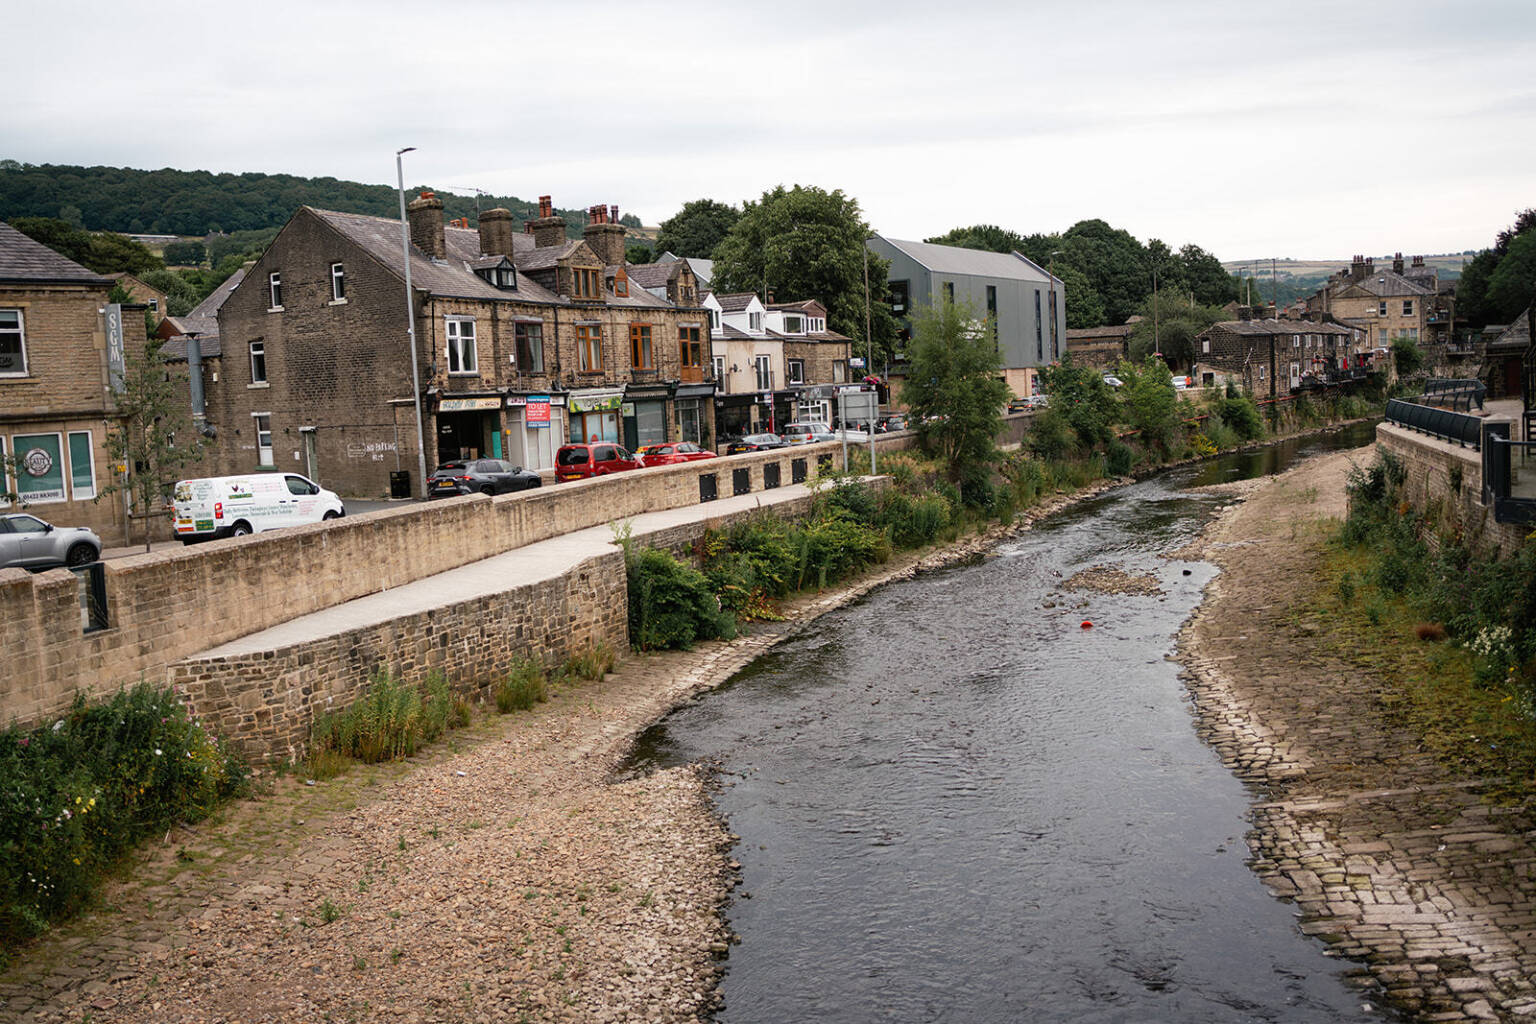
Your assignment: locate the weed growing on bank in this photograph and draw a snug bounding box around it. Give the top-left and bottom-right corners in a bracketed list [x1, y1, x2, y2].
[0, 684, 246, 959]
[1323, 447, 1536, 789]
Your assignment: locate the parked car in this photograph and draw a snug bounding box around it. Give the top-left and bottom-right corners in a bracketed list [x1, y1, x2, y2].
[172, 473, 345, 542]
[1102, 374, 1124, 388]
[555, 443, 642, 481]
[725, 433, 788, 454]
[636, 442, 718, 468]
[1171, 375, 1194, 390]
[0, 513, 101, 569]
[781, 422, 835, 445]
[875, 413, 910, 433]
[428, 459, 541, 497]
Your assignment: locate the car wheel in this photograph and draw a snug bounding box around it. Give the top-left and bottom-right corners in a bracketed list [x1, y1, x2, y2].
[65, 543, 97, 567]
[323, 510, 340, 520]
[231, 522, 252, 537]
[528, 478, 541, 488]
[481, 485, 496, 495]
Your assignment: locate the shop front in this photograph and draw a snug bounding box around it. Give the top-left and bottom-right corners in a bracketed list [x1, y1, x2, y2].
[567, 388, 625, 445]
[503, 393, 566, 472]
[435, 396, 504, 463]
[673, 383, 716, 447]
[623, 383, 672, 451]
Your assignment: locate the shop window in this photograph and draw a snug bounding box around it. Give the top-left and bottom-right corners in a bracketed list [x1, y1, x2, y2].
[10, 433, 64, 503]
[68, 431, 95, 500]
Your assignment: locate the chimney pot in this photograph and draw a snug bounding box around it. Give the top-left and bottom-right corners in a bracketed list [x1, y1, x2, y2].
[538, 195, 553, 219]
[610, 205, 619, 224]
[529, 195, 566, 248]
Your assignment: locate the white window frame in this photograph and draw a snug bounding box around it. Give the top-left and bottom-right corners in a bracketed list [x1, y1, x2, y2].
[833, 360, 847, 383]
[249, 339, 268, 385]
[0, 308, 27, 377]
[787, 358, 805, 385]
[268, 272, 283, 311]
[253, 413, 274, 467]
[754, 355, 772, 391]
[712, 355, 725, 381]
[67, 430, 96, 500]
[749, 311, 762, 332]
[710, 309, 720, 331]
[330, 262, 347, 303]
[784, 315, 803, 334]
[445, 317, 478, 375]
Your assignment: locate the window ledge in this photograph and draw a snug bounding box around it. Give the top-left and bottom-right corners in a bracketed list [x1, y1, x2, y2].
[248, 381, 270, 389]
[267, 306, 284, 313]
[328, 298, 348, 306]
[448, 371, 480, 377]
[0, 374, 36, 383]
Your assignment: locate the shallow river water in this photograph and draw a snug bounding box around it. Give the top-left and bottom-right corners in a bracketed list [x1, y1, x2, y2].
[630, 423, 1389, 1023]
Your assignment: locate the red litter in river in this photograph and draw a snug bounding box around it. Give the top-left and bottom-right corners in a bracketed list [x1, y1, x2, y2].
[1081, 621, 1093, 629]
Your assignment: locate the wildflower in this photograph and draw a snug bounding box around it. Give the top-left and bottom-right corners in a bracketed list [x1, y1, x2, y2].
[52, 721, 64, 732]
[154, 748, 163, 756]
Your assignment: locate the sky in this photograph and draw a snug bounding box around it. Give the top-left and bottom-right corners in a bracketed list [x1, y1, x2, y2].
[7, 0, 1534, 262]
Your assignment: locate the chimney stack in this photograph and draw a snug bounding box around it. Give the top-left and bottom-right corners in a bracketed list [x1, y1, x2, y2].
[528, 194, 566, 248]
[583, 201, 627, 267]
[1412, 255, 1424, 268]
[1392, 252, 1404, 274]
[1350, 254, 1366, 282]
[407, 191, 446, 260]
[478, 207, 515, 257]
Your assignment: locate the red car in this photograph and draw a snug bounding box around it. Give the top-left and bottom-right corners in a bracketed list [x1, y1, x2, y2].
[555, 443, 642, 481]
[636, 441, 719, 467]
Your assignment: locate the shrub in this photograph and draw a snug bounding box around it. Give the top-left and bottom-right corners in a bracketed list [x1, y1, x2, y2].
[1105, 440, 1134, 477]
[310, 669, 426, 764]
[1217, 394, 1265, 440]
[628, 547, 736, 651]
[495, 657, 548, 712]
[0, 685, 245, 952]
[958, 465, 995, 510]
[1026, 408, 1075, 462]
[878, 490, 952, 548]
[799, 514, 889, 588]
[818, 478, 879, 523]
[421, 671, 451, 743]
[563, 641, 616, 681]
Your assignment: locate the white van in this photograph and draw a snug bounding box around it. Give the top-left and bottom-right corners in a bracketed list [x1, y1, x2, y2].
[172, 473, 346, 543]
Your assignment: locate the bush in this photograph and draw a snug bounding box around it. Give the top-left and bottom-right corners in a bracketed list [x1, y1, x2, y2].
[563, 641, 616, 681]
[958, 465, 995, 510]
[878, 490, 952, 548]
[0, 685, 245, 952]
[799, 514, 889, 588]
[1026, 408, 1075, 461]
[628, 547, 735, 651]
[819, 479, 879, 522]
[495, 657, 548, 712]
[1105, 440, 1134, 477]
[310, 668, 429, 764]
[1216, 394, 1265, 441]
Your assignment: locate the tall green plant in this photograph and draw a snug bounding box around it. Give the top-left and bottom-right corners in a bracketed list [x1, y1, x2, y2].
[902, 298, 1009, 482]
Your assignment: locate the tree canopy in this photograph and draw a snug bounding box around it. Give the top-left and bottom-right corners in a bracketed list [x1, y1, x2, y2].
[901, 299, 1009, 483]
[8, 217, 161, 275]
[1126, 291, 1226, 368]
[711, 185, 899, 363]
[653, 199, 740, 260]
[1453, 208, 1536, 330]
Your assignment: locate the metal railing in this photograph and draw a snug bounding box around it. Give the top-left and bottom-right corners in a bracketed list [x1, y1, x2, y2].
[1384, 397, 1483, 448]
[1423, 378, 1486, 411]
[1482, 423, 1536, 524]
[70, 562, 110, 633]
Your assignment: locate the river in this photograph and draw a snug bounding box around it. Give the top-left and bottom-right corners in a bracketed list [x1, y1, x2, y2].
[629, 422, 1389, 1023]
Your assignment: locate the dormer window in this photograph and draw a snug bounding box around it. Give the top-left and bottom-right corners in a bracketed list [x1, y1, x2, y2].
[475, 259, 517, 291]
[573, 267, 601, 300]
[784, 315, 803, 334]
[749, 311, 762, 332]
[614, 269, 629, 298]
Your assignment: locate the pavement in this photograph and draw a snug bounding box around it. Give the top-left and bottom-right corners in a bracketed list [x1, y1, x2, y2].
[194, 481, 821, 659]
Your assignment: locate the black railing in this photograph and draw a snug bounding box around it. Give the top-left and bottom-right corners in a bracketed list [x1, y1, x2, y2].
[70, 562, 109, 633]
[1482, 423, 1536, 524]
[1384, 397, 1483, 448]
[1423, 378, 1486, 411]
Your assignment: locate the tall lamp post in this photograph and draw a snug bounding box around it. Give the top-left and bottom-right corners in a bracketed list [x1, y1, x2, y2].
[396, 147, 429, 500]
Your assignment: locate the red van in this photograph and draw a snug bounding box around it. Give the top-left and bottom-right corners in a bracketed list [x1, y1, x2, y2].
[555, 443, 642, 481]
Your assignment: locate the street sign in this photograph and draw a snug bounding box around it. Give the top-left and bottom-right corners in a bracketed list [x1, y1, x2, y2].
[838, 390, 878, 424]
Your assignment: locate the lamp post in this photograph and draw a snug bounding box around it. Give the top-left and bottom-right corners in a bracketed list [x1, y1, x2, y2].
[396, 147, 429, 500]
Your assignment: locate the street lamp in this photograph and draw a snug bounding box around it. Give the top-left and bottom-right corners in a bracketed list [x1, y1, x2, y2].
[396, 147, 429, 500]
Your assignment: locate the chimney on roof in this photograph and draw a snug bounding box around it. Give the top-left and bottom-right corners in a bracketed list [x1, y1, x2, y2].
[1412, 255, 1425, 268]
[1350, 254, 1366, 282]
[407, 191, 446, 260]
[527, 194, 565, 248]
[1238, 305, 1253, 321]
[1365, 257, 1374, 275]
[583, 202, 627, 267]
[479, 207, 515, 258]
[1393, 252, 1404, 274]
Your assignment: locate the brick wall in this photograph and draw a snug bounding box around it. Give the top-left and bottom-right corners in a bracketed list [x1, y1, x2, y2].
[1375, 422, 1527, 558]
[0, 444, 843, 728]
[169, 548, 627, 762]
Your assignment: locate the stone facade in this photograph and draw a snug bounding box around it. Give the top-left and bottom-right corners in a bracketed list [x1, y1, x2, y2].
[0, 222, 131, 544]
[1374, 422, 1527, 559]
[1194, 319, 1364, 398]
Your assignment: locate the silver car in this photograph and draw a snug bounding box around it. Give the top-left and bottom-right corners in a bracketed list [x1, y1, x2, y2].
[0, 513, 102, 569]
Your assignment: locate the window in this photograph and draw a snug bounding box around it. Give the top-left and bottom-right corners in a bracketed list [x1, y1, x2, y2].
[572, 268, 600, 299]
[330, 263, 346, 302]
[249, 339, 267, 384]
[0, 437, 7, 506]
[614, 270, 629, 298]
[1378, 302, 1388, 316]
[0, 309, 26, 376]
[253, 414, 274, 466]
[787, 358, 805, 385]
[749, 311, 762, 332]
[679, 326, 703, 374]
[986, 285, 998, 346]
[446, 318, 477, 374]
[888, 280, 909, 316]
[1202, 337, 1210, 354]
[1293, 334, 1301, 349]
[577, 324, 602, 372]
[833, 360, 847, 383]
[712, 355, 725, 380]
[147, 298, 159, 312]
[710, 308, 720, 331]
[630, 323, 654, 370]
[1403, 300, 1414, 316]
[943, 281, 955, 303]
[784, 315, 803, 334]
[68, 432, 95, 500]
[515, 321, 544, 373]
[268, 272, 283, 310]
[10, 433, 64, 503]
[754, 355, 772, 391]
[1034, 291, 1043, 360]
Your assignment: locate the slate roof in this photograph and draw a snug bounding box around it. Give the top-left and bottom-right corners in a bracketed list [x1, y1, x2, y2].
[718, 324, 755, 340]
[1488, 308, 1532, 351]
[1067, 323, 1136, 340]
[1203, 320, 1355, 337]
[875, 235, 1052, 283]
[774, 329, 851, 343]
[0, 222, 114, 286]
[1333, 268, 1433, 298]
[656, 252, 713, 286]
[716, 292, 759, 312]
[626, 262, 681, 289]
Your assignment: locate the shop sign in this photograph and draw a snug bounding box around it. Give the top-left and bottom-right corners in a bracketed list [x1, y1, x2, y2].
[526, 396, 552, 428]
[105, 303, 126, 394]
[621, 402, 635, 417]
[439, 397, 502, 412]
[568, 391, 624, 413]
[505, 396, 526, 407]
[13, 434, 65, 503]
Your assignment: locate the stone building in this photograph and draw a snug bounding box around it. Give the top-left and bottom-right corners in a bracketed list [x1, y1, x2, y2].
[1305, 254, 1450, 353]
[1065, 321, 1137, 372]
[0, 222, 129, 543]
[208, 196, 717, 496]
[1194, 316, 1362, 398]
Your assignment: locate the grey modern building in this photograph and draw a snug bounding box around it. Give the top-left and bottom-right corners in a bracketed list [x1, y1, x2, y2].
[868, 234, 1065, 398]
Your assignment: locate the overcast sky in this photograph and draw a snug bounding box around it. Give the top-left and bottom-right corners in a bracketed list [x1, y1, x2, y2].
[7, 0, 1533, 262]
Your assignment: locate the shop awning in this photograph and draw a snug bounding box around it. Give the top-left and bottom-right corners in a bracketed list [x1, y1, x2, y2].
[674, 383, 717, 399]
[567, 388, 624, 413]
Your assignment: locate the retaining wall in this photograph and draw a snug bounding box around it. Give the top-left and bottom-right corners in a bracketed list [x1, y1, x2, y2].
[1374, 422, 1527, 557]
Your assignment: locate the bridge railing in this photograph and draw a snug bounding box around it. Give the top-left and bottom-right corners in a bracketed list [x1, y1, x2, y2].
[1384, 397, 1483, 448]
[1422, 378, 1487, 411]
[1481, 421, 1536, 525]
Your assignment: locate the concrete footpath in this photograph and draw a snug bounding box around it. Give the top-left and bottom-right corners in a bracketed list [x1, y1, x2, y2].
[196, 482, 821, 660]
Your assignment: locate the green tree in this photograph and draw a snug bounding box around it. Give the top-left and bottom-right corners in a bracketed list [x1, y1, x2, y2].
[1116, 356, 1179, 452]
[162, 241, 206, 266]
[101, 338, 206, 551]
[711, 184, 899, 363]
[1057, 219, 1150, 327]
[902, 299, 1009, 482]
[138, 269, 204, 317]
[1056, 264, 1105, 328]
[654, 199, 740, 259]
[1127, 292, 1224, 368]
[619, 212, 642, 229]
[1392, 335, 1424, 377]
[1484, 229, 1536, 324]
[924, 224, 1028, 254]
[625, 241, 654, 265]
[1180, 243, 1240, 305]
[1039, 353, 1118, 450]
[7, 217, 161, 275]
